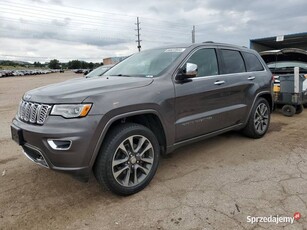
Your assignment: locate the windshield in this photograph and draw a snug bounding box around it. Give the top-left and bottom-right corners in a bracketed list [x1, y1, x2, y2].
[86, 66, 111, 77]
[267, 61, 307, 70]
[104, 48, 185, 77]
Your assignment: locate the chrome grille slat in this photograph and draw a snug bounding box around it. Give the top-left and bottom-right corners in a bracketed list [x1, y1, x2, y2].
[17, 101, 22, 118]
[18, 100, 51, 125]
[20, 101, 26, 120]
[37, 105, 50, 124]
[24, 102, 31, 122]
[29, 103, 39, 123]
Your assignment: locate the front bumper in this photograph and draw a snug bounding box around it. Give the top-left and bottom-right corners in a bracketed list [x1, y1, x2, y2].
[11, 114, 103, 180]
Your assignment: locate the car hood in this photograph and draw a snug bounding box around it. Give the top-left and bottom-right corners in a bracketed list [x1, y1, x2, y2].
[24, 76, 154, 104]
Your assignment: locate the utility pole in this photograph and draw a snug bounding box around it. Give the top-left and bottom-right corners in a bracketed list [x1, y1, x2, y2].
[192, 25, 195, 43]
[135, 17, 141, 52]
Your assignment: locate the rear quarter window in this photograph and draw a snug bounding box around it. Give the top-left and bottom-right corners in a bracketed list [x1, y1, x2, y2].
[220, 49, 245, 74]
[243, 52, 264, 72]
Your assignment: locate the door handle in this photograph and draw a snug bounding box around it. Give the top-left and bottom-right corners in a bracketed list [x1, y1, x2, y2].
[248, 76, 255, 80]
[214, 80, 225, 85]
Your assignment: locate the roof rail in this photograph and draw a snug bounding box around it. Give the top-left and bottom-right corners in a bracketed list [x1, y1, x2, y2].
[203, 41, 214, 43]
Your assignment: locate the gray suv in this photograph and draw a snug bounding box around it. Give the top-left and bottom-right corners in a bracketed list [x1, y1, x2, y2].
[11, 43, 273, 195]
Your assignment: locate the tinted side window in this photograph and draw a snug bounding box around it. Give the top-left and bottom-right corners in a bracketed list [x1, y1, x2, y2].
[186, 48, 218, 77]
[220, 49, 245, 74]
[243, 52, 264, 71]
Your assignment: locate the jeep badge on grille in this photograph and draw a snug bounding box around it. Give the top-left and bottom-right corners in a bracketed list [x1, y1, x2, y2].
[24, 94, 31, 100]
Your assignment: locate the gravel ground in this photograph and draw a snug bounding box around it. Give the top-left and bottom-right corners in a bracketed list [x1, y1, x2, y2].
[0, 72, 307, 230]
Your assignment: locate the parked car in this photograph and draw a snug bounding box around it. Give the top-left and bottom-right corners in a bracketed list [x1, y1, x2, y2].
[85, 64, 114, 78]
[73, 69, 84, 74]
[262, 48, 307, 74]
[11, 43, 273, 195]
[82, 69, 91, 75]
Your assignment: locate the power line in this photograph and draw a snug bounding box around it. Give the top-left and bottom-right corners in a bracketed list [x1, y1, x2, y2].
[0, 15, 189, 42]
[0, 10, 135, 31]
[1, 0, 137, 19]
[0, 19, 189, 45]
[0, 1, 195, 58]
[140, 18, 191, 30]
[0, 2, 192, 39]
[0, 20, 135, 39]
[0, 8, 189, 35]
[0, 54, 103, 59]
[141, 40, 184, 45]
[1, 0, 192, 28]
[141, 27, 190, 36]
[0, 4, 135, 26]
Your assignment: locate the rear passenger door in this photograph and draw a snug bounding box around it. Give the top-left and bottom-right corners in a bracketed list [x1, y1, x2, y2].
[174, 47, 249, 142]
[241, 51, 267, 109]
[217, 48, 255, 120]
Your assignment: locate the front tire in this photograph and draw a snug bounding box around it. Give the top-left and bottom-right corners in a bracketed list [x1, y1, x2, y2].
[242, 98, 271, 139]
[94, 123, 160, 196]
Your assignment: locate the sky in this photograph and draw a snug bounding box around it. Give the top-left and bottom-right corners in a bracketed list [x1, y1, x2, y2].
[0, 0, 306, 63]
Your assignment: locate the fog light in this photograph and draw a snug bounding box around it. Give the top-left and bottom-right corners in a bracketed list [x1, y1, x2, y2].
[47, 139, 72, 150]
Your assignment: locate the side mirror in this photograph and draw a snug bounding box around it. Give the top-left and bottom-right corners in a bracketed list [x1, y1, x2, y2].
[176, 63, 198, 81]
[185, 63, 198, 77]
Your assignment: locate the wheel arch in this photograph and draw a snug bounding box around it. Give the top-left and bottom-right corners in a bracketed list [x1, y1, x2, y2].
[244, 91, 273, 126]
[258, 92, 273, 112]
[242, 91, 272, 138]
[89, 110, 167, 168]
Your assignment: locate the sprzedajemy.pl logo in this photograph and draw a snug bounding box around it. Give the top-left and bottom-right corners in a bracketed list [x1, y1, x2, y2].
[247, 212, 301, 224]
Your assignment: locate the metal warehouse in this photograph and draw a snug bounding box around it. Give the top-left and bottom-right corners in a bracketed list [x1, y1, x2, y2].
[250, 32, 307, 52]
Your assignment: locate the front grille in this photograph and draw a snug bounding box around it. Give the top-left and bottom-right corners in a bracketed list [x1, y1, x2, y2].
[18, 100, 51, 125]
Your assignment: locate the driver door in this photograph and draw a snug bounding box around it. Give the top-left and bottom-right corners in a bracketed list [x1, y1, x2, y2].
[174, 47, 246, 142]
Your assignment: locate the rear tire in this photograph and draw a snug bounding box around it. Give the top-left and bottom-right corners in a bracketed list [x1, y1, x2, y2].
[94, 123, 160, 196]
[295, 105, 304, 114]
[242, 98, 270, 139]
[303, 103, 307, 108]
[281, 105, 296, 117]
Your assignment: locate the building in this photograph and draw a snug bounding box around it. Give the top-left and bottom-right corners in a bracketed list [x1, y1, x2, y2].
[250, 32, 307, 52]
[103, 56, 128, 65]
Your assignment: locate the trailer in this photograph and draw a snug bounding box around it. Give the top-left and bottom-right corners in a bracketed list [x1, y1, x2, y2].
[251, 33, 307, 116]
[270, 69, 307, 116]
[260, 49, 307, 116]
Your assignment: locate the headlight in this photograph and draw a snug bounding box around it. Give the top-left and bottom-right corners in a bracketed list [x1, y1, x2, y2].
[50, 104, 92, 118]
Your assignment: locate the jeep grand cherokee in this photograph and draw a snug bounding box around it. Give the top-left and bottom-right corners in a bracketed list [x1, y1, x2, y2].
[11, 42, 273, 195]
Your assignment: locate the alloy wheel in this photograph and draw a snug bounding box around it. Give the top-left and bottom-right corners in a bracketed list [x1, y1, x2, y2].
[112, 135, 154, 187]
[254, 103, 269, 134]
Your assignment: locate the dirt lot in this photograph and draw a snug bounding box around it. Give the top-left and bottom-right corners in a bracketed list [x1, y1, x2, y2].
[0, 72, 307, 229]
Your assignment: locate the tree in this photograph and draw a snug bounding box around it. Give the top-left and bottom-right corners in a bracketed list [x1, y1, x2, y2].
[34, 61, 43, 67]
[88, 62, 94, 69]
[65, 60, 102, 69]
[68, 60, 81, 69]
[48, 59, 61, 69]
[0, 60, 25, 67]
